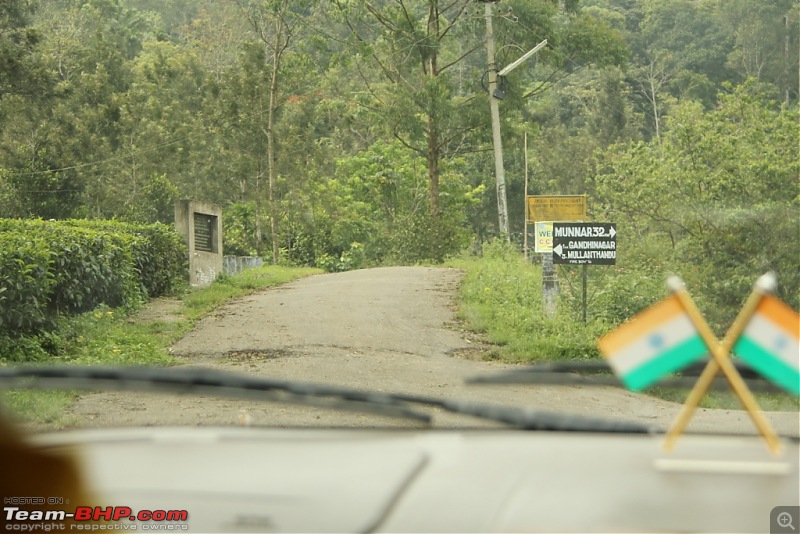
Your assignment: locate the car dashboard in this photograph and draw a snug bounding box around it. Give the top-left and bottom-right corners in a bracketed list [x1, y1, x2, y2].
[25, 426, 800, 533]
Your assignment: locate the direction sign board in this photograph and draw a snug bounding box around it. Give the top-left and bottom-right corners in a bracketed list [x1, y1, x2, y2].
[526, 195, 586, 223]
[552, 222, 617, 265]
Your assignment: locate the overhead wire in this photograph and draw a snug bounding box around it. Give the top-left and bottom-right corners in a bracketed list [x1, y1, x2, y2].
[2, 131, 209, 179]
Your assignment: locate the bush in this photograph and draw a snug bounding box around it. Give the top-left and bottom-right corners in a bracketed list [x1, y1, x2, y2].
[316, 242, 365, 272]
[388, 211, 470, 264]
[61, 219, 187, 299]
[222, 202, 261, 257]
[0, 218, 187, 339]
[0, 233, 54, 333]
[556, 234, 670, 327]
[0, 330, 60, 362]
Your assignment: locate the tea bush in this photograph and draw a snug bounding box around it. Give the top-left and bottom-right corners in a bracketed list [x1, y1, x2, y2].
[0, 218, 187, 337]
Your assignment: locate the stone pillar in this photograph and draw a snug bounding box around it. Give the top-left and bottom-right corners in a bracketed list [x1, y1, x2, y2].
[542, 252, 559, 318]
[175, 200, 223, 287]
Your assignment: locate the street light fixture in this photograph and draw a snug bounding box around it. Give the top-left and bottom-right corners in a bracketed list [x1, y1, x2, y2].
[498, 40, 548, 77]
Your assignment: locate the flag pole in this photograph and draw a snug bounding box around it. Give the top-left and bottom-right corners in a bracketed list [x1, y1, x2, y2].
[662, 275, 781, 454]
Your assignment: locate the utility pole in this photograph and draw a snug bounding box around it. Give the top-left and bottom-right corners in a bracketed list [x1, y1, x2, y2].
[484, 1, 547, 240]
[523, 131, 529, 259]
[484, 1, 509, 238]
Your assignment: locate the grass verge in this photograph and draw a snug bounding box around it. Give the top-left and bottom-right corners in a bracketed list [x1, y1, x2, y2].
[447, 241, 798, 411]
[0, 265, 322, 426]
[447, 240, 608, 362]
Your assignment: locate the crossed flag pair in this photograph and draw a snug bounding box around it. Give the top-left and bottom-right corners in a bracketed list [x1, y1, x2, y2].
[597, 273, 799, 453]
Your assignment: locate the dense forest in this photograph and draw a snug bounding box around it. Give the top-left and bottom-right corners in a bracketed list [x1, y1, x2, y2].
[1, 0, 798, 328]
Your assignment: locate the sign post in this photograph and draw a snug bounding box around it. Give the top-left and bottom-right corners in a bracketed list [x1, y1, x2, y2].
[552, 222, 616, 321]
[526, 195, 588, 318]
[552, 223, 617, 265]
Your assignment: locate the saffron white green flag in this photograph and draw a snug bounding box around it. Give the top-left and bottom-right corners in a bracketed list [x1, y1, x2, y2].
[598, 295, 708, 391]
[733, 295, 800, 396]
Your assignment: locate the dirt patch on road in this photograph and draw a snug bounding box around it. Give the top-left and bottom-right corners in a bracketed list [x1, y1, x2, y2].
[65, 267, 799, 436]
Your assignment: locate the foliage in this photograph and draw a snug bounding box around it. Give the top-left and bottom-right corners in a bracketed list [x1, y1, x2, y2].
[0, 232, 53, 333]
[0, 389, 74, 426]
[222, 202, 261, 257]
[122, 173, 180, 225]
[0, 334, 52, 363]
[0, 0, 797, 284]
[0, 262, 319, 365]
[124, 221, 188, 298]
[0, 0, 45, 107]
[388, 210, 471, 265]
[331, 0, 484, 220]
[557, 235, 669, 326]
[0, 218, 187, 338]
[0, 154, 83, 219]
[316, 242, 365, 273]
[593, 82, 800, 332]
[56, 305, 173, 366]
[39, 218, 187, 301]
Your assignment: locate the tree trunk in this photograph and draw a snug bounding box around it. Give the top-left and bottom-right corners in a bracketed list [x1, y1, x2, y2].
[650, 76, 661, 144]
[427, 116, 440, 218]
[267, 20, 282, 265]
[426, 1, 440, 219]
[254, 158, 262, 256]
[784, 14, 790, 107]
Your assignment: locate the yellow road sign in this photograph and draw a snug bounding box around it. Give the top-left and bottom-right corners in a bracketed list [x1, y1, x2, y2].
[526, 195, 586, 223]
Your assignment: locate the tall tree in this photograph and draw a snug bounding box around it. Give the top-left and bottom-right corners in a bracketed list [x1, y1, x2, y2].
[0, 0, 43, 106]
[333, 0, 485, 222]
[231, 0, 312, 263]
[716, 0, 798, 104]
[594, 82, 800, 329]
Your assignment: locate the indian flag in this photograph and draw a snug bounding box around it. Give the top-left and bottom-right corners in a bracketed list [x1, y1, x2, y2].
[733, 295, 800, 395]
[598, 295, 708, 391]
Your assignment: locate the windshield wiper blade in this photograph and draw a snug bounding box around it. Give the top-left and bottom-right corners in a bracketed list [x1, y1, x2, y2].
[0, 365, 433, 424]
[389, 393, 651, 433]
[0, 365, 652, 433]
[467, 360, 785, 392]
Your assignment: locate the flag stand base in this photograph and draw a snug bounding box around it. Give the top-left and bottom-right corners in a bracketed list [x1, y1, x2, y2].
[654, 458, 792, 476]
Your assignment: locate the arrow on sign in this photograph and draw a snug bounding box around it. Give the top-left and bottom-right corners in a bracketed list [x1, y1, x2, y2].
[610, 226, 616, 238]
[553, 244, 563, 257]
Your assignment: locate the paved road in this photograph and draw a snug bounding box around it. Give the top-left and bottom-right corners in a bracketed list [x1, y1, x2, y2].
[68, 267, 799, 436]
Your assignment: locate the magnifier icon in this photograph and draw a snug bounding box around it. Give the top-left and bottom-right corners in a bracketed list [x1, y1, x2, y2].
[778, 512, 795, 531]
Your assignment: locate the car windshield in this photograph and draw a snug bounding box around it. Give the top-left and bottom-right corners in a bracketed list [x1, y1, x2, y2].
[1, 265, 797, 436]
[1, 1, 798, 533]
